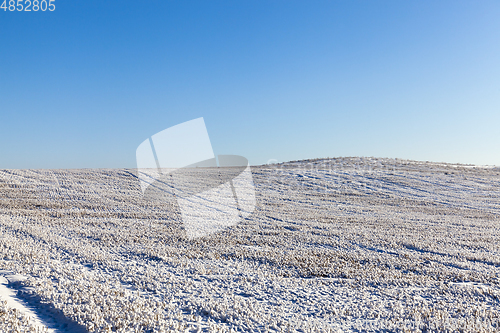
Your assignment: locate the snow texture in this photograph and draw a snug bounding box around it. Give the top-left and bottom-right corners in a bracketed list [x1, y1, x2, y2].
[0, 157, 499, 332]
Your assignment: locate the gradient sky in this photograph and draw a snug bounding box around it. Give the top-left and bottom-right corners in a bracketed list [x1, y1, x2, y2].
[1, 1, 499, 169]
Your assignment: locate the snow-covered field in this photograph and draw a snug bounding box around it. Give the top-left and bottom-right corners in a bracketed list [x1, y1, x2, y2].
[1, 157, 500, 332]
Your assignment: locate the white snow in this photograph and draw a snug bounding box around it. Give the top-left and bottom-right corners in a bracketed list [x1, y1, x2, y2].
[0, 271, 51, 332]
[0, 157, 499, 332]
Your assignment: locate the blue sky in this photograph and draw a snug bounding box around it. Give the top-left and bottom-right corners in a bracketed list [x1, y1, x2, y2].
[1, 0, 499, 168]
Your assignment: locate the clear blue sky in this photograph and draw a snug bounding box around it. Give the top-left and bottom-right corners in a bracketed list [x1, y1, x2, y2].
[1, 1, 499, 169]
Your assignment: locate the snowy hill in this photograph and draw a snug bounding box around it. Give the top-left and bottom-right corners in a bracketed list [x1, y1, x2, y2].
[1, 157, 499, 332]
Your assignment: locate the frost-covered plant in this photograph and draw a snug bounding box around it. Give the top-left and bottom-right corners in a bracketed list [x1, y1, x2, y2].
[0, 158, 499, 332]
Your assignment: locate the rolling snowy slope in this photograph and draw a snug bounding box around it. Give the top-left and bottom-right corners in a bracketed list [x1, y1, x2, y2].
[0, 157, 499, 332]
